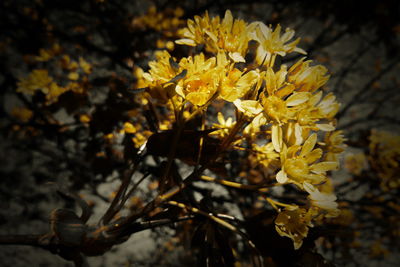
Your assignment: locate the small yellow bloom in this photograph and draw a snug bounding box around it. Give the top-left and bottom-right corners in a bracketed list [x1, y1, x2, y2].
[321, 130, 347, 163]
[275, 206, 312, 250]
[176, 10, 253, 60]
[11, 107, 33, 122]
[250, 23, 306, 65]
[68, 72, 79, 81]
[212, 112, 236, 138]
[369, 130, 400, 190]
[79, 57, 92, 74]
[123, 122, 137, 134]
[344, 153, 367, 176]
[303, 182, 340, 218]
[277, 133, 338, 185]
[17, 69, 53, 94]
[288, 58, 330, 93]
[219, 68, 260, 102]
[45, 82, 67, 104]
[79, 114, 91, 123]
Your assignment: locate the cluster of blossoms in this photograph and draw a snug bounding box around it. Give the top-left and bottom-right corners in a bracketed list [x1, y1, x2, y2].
[132, 6, 185, 51]
[369, 130, 400, 190]
[344, 129, 400, 191]
[135, 10, 345, 249]
[16, 43, 92, 105]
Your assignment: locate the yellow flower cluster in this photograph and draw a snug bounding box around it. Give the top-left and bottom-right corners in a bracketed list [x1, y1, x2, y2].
[137, 9, 343, 250]
[369, 130, 400, 190]
[142, 50, 259, 106]
[132, 6, 184, 36]
[16, 46, 92, 105]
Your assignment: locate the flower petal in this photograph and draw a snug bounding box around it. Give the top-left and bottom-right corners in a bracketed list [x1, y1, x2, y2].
[175, 38, 197, 46]
[300, 133, 317, 156]
[234, 99, 263, 116]
[316, 123, 335, 131]
[286, 92, 310, 106]
[272, 124, 283, 152]
[310, 161, 338, 174]
[229, 52, 246, 63]
[276, 169, 288, 183]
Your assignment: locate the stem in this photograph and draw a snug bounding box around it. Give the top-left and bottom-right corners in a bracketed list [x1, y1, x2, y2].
[200, 175, 270, 192]
[0, 234, 43, 247]
[159, 103, 185, 193]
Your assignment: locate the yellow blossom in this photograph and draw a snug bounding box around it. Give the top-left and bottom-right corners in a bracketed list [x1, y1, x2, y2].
[275, 205, 313, 250]
[217, 52, 260, 101]
[123, 122, 137, 134]
[11, 107, 33, 122]
[79, 114, 91, 123]
[294, 91, 339, 131]
[252, 142, 279, 169]
[132, 6, 184, 35]
[321, 130, 347, 163]
[250, 22, 306, 66]
[34, 43, 61, 62]
[303, 182, 340, 218]
[288, 58, 330, 93]
[177, 53, 219, 106]
[276, 133, 338, 185]
[68, 72, 79, 81]
[79, 57, 92, 74]
[369, 130, 400, 190]
[176, 10, 253, 60]
[344, 153, 367, 176]
[212, 112, 236, 138]
[17, 69, 53, 94]
[45, 82, 67, 104]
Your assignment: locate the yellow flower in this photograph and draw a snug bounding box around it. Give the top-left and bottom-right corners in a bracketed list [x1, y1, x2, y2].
[276, 133, 338, 185]
[288, 58, 330, 93]
[212, 112, 236, 138]
[176, 10, 253, 61]
[144, 51, 222, 106]
[17, 69, 53, 94]
[283, 122, 308, 147]
[176, 53, 219, 106]
[132, 6, 184, 34]
[218, 52, 260, 101]
[344, 153, 367, 176]
[34, 43, 61, 62]
[295, 91, 339, 131]
[252, 142, 279, 169]
[68, 72, 79, 81]
[79, 114, 91, 123]
[250, 22, 306, 65]
[303, 182, 340, 218]
[11, 107, 33, 122]
[45, 82, 67, 104]
[79, 57, 92, 74]
[260, 66, 311, 124]
[143, 50, 178, 85]
[243, 113, 267, 139]
[262, 96, 291, 124]
[275, 205, 313, 250]
[370, 240, 390, 258]
[123, 122, 137, 134]
[369, 130, 400, 190]
[321, 130, 347, 163]
[264, 65, 295, 97]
